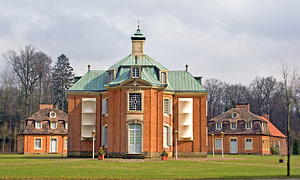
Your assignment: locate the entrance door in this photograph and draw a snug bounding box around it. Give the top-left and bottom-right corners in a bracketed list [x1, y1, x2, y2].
[128, 123, 142, 154]
[230, 139, 237, 154]
[50, 138, 57, 153]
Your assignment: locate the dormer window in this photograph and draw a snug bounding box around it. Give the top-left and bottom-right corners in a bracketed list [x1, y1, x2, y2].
[245, 122, 252, 129]
[160, 71, 167, 84]
[35, 122, 41, 129]
[131, 67, 140, 78]
[216, 122, 222, 130]
[50, 122, 57, 129]
[231, 122, 237, 129]
[107, 71, 114, 83]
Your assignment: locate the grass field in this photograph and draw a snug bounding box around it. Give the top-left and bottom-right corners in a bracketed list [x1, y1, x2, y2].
[0, 154, 299, 179]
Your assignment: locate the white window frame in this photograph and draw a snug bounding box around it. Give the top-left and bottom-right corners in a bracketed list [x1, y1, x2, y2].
[131, 67, 140, 78]
[163, 125, 172, 147]
[65, 122, 68, 129]
[102, 98, 108, 115]
[245, 138, 253, 150]
[163, 98, 172, 115]
[128, 92, 142, 112]
[215, 138, 222, 150]
[245, 122, 252, 129]
[102, 125, 108, 147]
[35, 122, 42, 129]
[34, 138, 42, 149]
[231, 122, 237, 130]
[65, 138, 68, 149]
[107, 71, 114, 83]
[216, 122, 222, 130]
[50, 122, 57, 129]
[160, 72, 167, 84]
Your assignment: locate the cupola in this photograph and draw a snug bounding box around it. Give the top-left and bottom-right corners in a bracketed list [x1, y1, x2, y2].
[131, 25, 146, 54]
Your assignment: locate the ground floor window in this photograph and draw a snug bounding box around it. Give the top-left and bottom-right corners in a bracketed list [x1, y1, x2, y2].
[215, 138, 222, 150]
[34, 138, 42, 149]
[65, 139, 68, 149]
[245, 138, 253, 150]
[102, 125, 108, 146]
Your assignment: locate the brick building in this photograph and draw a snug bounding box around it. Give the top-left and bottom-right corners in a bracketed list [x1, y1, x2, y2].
[17, 104, 68, 155]
[207, 104, 287, 155]
[67, 26, 208, 158]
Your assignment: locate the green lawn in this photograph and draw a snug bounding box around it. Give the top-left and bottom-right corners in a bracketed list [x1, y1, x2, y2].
[0, 154, 299, 179]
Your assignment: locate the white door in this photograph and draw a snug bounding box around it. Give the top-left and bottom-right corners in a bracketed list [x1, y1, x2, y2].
[128, 124, 142, 154]
[230, 139, 237, 154]
[50, 139, 57, 153]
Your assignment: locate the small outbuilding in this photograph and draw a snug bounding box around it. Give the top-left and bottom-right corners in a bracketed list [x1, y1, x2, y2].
[17, 104, 68, 155]
[207, 104, 287, 155]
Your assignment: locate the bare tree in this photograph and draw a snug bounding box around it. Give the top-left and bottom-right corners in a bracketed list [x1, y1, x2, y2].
[11, 125, 19, 153]
[282, 63, 298, 176]
[3, 45, 52, 117]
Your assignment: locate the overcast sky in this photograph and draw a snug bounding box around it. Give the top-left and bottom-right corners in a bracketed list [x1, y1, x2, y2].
[0, 0, 299, 85]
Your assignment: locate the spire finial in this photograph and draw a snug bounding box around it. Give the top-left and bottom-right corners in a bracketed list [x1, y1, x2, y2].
[137, 20, 140, 29]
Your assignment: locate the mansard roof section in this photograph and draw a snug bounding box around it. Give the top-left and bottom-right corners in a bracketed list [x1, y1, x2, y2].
[166, 71, 207, 92]
[106, 66, 165, 87]
[108, 54, 168, 71]
[67, 70, 107, 92]
[209, 108, 267, 122]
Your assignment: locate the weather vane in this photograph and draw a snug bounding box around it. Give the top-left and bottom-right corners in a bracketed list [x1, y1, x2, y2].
[138, 20, 140, 28]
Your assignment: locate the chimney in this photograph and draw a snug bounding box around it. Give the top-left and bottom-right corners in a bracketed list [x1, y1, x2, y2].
[39, 104, 53, 110]
[185, 64, 188, 71]
[262, 114, 270, 120]
[88, 64, 91, 72]
[236, 103, 250, 111]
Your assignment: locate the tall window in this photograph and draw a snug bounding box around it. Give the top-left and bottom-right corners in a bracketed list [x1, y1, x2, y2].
[163, 98, 172, 115]
[215, 139, 222, 150]
[132, 67, 140, 78]
[129, 93, 142, 111]
[102, 98, 108, 115]
[50, 122, 57, 129]
[35, 138, 42, 149]
[108, 71, 114, 83]
[231, 122, 237, 129]
[245, 122, 252, 129]
[65, 139, 68, 149]
[245, 138, 253, 150]
[216, 122, 222, 130]
[163, 126, 172, 147]
[161, 72, 167, 84]
[35, 122, 41, 129]
[102, 125, 108, 146]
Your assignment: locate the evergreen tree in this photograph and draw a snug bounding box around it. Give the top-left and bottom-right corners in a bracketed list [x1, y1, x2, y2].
[293, 139, 299, 155]
[51, 54, 74, 112]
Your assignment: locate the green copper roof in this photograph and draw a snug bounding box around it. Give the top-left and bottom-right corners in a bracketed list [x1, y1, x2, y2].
[166, 71, 207, 92]
[68, 70, 107, 92]
[131, 27, 146, 40]
[108, 54, 167, 71]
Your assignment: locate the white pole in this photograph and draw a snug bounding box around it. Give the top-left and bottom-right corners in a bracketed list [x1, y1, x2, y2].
[175, 135, 178, 160]
[92, 136, 95, 159]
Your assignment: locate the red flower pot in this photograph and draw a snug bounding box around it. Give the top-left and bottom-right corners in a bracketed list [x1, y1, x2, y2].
[161, 156, 168, 161]
[98, 154, 104, 160]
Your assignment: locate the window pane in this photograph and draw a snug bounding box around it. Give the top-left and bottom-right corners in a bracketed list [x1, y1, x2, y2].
[163, 126, 168, 147]
[246, 139, 252, 150]
[65, 139, 68, 149]
[161, 72, 166, 83]
[163, 99, 169, 114]
[108, 72, 114, 83]
[35, 139, 41, 149]
[132, 68, 140, 78]
[129, 93, 142, 111]
[216, 123, 221, 129]
[216, 139, 222, 150]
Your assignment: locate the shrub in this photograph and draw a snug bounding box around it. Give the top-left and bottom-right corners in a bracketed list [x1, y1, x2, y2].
[271, 146, 279, 155]
[160, 149, 168, 157]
